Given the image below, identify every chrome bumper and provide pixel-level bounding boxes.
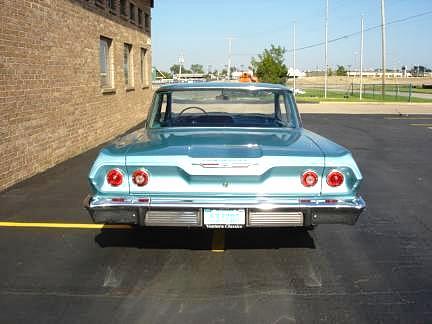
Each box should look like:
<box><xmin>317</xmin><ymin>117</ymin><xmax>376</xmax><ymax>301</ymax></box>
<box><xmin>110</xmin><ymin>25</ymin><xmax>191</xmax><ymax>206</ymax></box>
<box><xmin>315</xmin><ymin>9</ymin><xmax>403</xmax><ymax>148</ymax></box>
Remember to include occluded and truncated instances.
<box><xmin>83</xmin><ymin>195</ymin><xmax>366</xmax><ymax>227</ymax></box>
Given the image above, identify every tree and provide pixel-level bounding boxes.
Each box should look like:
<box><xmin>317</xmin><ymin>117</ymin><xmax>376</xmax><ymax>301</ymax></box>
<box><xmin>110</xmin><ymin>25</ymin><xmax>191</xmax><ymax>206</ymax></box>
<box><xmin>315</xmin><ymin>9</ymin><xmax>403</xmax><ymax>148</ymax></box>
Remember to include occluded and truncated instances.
<box><xmin>190</xmin><ymin>64</ymin><xmax>204</xmax><ymax>74</ymax></box>
<box><xmin>170</xmin><ymin>64</ymin><xmax>191</xmax><ymax>75</ymax></box>
<box><xmin>251</xmin><ymin>45</ymin><xmax>288</xmax><ymax>84</ymax></box>
<box><xmin>336</xmin><ymin>65</ymin><xmax>347</xmax><ymax>76</ymax></box>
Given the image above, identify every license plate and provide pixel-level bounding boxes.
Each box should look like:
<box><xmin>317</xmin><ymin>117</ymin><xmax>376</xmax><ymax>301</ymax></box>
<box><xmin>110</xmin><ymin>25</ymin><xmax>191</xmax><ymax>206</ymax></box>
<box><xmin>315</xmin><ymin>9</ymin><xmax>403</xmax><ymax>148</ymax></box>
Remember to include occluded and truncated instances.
<box><xmin>203</xmin><ymin>209</ymin><xmax>246</xmax><ymax>228</ymax></box>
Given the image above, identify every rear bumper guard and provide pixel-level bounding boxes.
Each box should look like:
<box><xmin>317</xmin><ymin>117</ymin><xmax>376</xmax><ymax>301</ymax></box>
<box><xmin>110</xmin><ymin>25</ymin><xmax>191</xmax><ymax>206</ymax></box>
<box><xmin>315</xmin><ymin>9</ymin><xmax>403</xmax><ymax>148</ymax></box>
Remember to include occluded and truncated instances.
<box><xmin>83</xmin><ymin>195</ymin><xmax>366</xmax><ymax>227</ymax></box>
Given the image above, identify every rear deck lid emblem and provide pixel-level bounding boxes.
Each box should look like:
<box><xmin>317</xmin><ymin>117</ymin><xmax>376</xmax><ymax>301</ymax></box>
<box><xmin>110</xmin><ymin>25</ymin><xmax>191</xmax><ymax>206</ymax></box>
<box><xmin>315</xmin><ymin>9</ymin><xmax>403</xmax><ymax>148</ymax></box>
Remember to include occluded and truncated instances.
<box><xmin>193</xmin><ymin>161</ymin><xmax>257</xmax><ymax>168</ymax></box>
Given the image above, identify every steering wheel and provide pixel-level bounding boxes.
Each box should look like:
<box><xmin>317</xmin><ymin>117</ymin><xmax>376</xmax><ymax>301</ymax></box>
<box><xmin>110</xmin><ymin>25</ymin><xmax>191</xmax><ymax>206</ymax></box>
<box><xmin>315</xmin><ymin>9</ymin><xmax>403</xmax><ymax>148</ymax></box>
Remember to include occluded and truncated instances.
<box><xmin>176</xmin><ymin>106</ymin><xmax>208</xmax><ymax>116</ymax></box>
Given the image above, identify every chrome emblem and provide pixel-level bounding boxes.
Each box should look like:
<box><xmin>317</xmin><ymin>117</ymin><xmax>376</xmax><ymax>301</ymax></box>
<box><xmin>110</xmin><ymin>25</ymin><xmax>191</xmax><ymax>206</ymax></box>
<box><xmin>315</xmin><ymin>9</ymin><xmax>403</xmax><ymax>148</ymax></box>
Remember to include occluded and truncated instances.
<box><xmin>193</xmin><ymin>161</ymin><xmax>257</xmax><ymax>168</ymax></box>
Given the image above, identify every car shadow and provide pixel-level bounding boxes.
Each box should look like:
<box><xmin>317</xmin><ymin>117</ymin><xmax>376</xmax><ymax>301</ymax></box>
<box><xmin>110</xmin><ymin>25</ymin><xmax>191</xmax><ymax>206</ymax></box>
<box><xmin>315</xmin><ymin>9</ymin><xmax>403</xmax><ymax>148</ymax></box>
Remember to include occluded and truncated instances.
<box><xmin>94</xmin><ymin>227</ymin><xmax>315</xmax><ymax>250</ymax></box>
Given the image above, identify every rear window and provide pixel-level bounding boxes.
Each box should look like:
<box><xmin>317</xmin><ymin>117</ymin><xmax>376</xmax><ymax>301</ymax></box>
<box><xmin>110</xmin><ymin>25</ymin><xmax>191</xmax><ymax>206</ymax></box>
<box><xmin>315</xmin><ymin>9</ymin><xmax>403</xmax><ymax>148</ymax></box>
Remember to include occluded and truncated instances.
<box><xmin>148</xmin><ymin>89</ymin><xmax>297</xmax><ymax>128</ymax></box>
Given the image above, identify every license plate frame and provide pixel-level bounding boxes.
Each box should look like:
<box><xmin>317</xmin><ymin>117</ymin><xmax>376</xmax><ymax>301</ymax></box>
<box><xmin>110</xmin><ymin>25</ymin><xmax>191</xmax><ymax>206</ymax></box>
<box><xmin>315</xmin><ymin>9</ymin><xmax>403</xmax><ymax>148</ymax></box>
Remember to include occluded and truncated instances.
<box><xmin>203</xmin><ymin>208</ymin><xmax>246</xmax><ymax>229</ymax></box>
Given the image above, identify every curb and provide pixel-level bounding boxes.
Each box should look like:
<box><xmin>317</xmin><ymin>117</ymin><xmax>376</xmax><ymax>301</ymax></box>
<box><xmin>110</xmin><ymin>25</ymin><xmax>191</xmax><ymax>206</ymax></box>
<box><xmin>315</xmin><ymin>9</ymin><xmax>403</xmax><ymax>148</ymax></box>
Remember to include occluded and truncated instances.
<box><xmin>316</xmin><ymin>101</ymin><xmax>432</xmax><ymax>106</ymax></box>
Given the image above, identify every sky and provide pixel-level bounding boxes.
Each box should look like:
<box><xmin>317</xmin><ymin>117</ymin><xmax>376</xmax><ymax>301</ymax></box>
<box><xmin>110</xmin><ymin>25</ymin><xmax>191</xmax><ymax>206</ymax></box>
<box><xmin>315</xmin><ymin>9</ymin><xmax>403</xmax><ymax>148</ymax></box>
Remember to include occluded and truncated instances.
<box><xmin>151</xmin><ymin>0</ymin><xmax>432</xmax><ymax>72</ymax></box>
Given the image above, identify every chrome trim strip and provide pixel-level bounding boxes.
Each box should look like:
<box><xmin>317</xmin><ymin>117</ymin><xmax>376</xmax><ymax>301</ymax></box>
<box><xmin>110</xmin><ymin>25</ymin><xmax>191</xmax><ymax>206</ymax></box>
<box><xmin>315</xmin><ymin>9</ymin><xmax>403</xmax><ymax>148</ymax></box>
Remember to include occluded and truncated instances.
<box><xmin>192</xmin><ymin>162</ymin><xmax>258</xmax><ymax>169</ymax></box>
<box><xmin>84</xmin><ymin>195</ymin><xmax>150</xmax><ymax>209</ymax></box>
<box><xmin>84</xmin><ymin>194</ymin><xmax>366</xmax><ymax>211</ymax></box>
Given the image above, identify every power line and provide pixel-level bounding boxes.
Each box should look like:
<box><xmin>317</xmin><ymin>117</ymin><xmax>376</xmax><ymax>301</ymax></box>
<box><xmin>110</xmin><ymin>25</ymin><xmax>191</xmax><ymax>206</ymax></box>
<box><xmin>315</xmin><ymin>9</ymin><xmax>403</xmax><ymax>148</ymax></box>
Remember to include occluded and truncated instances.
<box><xmin>286</xmin><ymin>9</ymin><xmax>432</xmax><ymax>53</ymax></box>
<box><xmin>231</xmin><ymin>10</ymin><xmax>432</xmax><ymax>57</ymax></box>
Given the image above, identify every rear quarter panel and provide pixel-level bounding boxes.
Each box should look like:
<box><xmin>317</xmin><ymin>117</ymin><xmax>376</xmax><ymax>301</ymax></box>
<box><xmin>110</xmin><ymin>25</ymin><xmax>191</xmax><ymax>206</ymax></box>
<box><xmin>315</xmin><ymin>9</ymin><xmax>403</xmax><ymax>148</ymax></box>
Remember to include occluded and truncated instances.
<box><xmin>304</xmin><ymin>129</ymin><xmax>363</xmax><ymax>196</ymax></box>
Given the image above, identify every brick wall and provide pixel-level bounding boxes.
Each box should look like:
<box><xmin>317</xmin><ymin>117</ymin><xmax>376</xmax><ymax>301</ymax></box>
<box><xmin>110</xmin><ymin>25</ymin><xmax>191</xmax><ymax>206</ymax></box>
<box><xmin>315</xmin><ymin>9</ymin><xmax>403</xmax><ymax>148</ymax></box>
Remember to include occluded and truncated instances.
<box><xmin>0</xmin><ymin>0</ymin><xmax>154</xmax><ymax>191</ymax></box>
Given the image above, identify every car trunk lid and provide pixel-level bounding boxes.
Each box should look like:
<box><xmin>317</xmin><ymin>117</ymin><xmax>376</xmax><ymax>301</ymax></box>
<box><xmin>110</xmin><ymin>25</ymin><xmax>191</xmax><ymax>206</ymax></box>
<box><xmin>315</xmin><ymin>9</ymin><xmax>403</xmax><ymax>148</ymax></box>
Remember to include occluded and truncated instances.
<box><xmin>126</xmin><ymin>128</ymin><xmax>324</xmax><ymax>196</ymax></box>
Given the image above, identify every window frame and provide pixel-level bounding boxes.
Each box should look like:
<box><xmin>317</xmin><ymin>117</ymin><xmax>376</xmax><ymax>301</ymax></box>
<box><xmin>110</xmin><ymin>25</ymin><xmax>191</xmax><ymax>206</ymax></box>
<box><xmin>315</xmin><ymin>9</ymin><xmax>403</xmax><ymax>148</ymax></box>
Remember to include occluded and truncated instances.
<box><xmin>99</xmin><ymin>36</ymin><xmax>114</xmax><ymax>90</ymax></box>
<box><xmin>107</xmin><ymin>0</ymin><xmax>116</xmax><ymax>13</ymax></box>
<box><xmin>147</xmin><ymin>89</ymin><xmax>300</xmax><ymax>129</ymax></box>
<box><xmin>123</xmin><ymin>43</ymin><xmax>134</xmax><ymax>88</ymax></box>
<box><xmin>140</xmin><ymin>47</ymin><xmax>149</xmax><ymax>88</ymax></box>
<box><xmin>120</xmin><ymin>0</ymin><xmax>127</xmax><ymax>17</ymax></box>
<box><xmin>138</xmin><ymin>8</ymin><xmax>143</xmax><ymax>27</ymax></box>
<box><xmin>144</xmin><ymin>12</ymin><xmax>150</xmax><ymax>32</ymax></box>
<box><xmin>129</xmin><ymin>2</ymin><xmax>136</xmax><ymax>23</ymax></box>
<box><xmin>94</xmin><ymin>0</ymin><xmax>105</xmax><ymax>9</ymax></box>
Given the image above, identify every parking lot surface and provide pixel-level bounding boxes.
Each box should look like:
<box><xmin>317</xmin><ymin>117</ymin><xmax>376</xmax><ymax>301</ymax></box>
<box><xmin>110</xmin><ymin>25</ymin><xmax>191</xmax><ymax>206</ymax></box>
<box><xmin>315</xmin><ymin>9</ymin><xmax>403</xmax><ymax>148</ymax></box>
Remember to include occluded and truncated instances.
<box><xmin>1</xmin><ymin>114</ymin><xmax>432</xmax><ymax>323</ymax></box>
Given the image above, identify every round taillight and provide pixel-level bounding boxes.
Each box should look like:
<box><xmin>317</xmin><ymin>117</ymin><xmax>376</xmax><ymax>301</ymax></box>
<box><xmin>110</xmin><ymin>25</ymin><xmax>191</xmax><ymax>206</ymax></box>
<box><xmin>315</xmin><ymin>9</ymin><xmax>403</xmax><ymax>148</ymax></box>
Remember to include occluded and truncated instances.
<box><xmin>301</xmin><ymin>170</ymin><xmax>319</xmax><ymax>187</ymax></box>
<box><xmin>327</xmin><ymin>170</ymin><xmax>344</xmax><ymax>187</ymax></box>
<box><xmin>132</xmin><ymin>169</ymin><xmax>149</xmax><ymax>187</ymax></box>
<box><xmin>107</xmin><ymin>169</ymin><xmax>123</xmax><ymax>187</ymax></box>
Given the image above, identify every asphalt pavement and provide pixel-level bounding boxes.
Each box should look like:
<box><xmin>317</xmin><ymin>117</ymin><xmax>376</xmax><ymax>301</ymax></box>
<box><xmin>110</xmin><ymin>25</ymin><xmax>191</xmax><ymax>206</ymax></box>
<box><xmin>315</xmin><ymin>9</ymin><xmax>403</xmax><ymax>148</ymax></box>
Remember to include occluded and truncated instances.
<box><xmin>1</xmin><ymin>114</ymin><xmax>432</xmax><ymax>323</ymax></box>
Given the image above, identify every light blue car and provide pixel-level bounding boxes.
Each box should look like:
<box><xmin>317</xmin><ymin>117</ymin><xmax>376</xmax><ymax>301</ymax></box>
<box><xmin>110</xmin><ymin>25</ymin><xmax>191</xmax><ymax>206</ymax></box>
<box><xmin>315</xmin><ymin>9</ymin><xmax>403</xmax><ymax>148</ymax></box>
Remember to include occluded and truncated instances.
<box><xmin>84</xmin><ymin>82</ymin><xmax>365</xmax><ymax>228</ymax></box>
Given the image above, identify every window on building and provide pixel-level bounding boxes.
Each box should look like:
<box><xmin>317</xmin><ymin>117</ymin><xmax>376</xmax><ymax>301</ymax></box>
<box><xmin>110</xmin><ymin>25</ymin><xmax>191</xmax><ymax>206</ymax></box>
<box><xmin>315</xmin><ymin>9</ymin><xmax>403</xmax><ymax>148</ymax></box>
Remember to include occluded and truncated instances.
<box><xmin>95</xmin><ymin>0</ymin><xmax>104</xmax><ymax>8</ymax></box>
<box><xmin>140</xmin><ymin>48</ymin><xmax>148</xmax><ymax>87</ymax></box>
<box><xmin>100</xmin><ymin>36</ymin><xmax>113</xmax><ymax>88</ymax></box>
<box><xmin>138</xmin><ymin>8</ymin><xmax>143</xmax><ymax>27</ymax></box>
<box><xmin>120</xmin><ymin>0</ymin><xmax>127</xmax><ymax>16</ymax></box>
<box><xmin>124</xmin><ymin>43</ymin><xmax>133</xmax><ymax>87</ymax></box>
<box><xmin>107</xmin><ymin>0</ymin><xmax>115</xmax><ymax>12</ymax></box>
<box><xmin>129</xmin><ymin>3</ymin><xmax>136</xmax><ymax>22</ymax></box>
<box><xmin>144</xmin><ymin>12</ymin><xmax>150</xmax><ymax>31</ymax></box>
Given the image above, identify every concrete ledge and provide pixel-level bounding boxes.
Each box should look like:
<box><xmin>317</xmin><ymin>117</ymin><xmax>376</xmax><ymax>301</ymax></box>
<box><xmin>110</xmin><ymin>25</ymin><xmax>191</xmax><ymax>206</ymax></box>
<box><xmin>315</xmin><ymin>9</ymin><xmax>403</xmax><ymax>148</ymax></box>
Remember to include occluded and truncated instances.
<box><xmin>298</xmin><ymin>103</ymin><xmax>432</xmax><ymax>114</ymax></box>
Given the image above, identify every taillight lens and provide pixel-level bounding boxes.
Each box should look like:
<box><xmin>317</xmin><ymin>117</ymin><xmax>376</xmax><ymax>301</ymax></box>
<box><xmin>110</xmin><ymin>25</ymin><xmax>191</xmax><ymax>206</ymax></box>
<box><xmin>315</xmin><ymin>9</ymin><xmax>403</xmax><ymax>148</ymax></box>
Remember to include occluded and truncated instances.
<box><xmin>326</xmin><ymin>170</ymin><xmax>344</xmax><ymax>187</ymax></box>
<box><xmin>301</xmin><ymin>170</ymin><xmax>319</xmax><ymax>187</ymax></box>
<box><xmin>107</xmin><ymin>169</ymin><xmax>123</xmax><ymax>187</ymax></box>
<box><xmin>132</xmin><ymin>169</ymin><xmax>149</xmax><ymax>187</ymax></box>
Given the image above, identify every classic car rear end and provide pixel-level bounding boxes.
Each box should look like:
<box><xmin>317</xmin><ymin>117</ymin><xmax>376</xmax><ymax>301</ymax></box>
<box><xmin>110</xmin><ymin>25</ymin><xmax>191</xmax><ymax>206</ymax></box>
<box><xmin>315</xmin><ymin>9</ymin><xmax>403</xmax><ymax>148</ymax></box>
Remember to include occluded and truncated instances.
<box><xmin>84</xmin><ymin>83</ymin><xmax>365</xmax><ymax>228</ymax></box>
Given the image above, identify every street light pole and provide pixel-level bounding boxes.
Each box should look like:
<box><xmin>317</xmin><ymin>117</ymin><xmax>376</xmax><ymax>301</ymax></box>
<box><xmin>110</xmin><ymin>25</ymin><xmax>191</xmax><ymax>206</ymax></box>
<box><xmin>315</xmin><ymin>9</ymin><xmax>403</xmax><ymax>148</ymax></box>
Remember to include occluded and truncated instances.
<box><xmin>227</xmin><ymin>37</ymin><xmax>234</xmax><ymax>80</ymax></box>
<box><xmin>360</xmin><ymin>15</ymin><xmax>364</xmax><ymax>100</ymax></box>
<box><xmin>178</xmin><ymin>54</ymin><xmax>184</xmax><ymax>80</ymax></box>
<box><xmin>324</xmin><ymin>0</ymin><xmax>329</xmax><ymax>98</ymax></box>
<box><xmin>293</xmin><ymin>21</ymin><xmax>296</xmax><ymax>96</ymax></box>
<box><xmin>381</xmin><ymin>0</ymin><xmax>386</xmax><ymax>97</ymax></box>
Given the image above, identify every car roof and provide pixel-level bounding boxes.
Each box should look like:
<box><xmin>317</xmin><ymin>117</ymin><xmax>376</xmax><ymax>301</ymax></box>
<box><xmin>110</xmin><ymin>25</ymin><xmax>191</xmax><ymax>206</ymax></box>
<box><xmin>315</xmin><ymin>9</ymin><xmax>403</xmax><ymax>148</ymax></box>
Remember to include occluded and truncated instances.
<box><xmin>156</xmin><ymin>82</ymin><xmax>291</xmax><ymax>92</ymax></box>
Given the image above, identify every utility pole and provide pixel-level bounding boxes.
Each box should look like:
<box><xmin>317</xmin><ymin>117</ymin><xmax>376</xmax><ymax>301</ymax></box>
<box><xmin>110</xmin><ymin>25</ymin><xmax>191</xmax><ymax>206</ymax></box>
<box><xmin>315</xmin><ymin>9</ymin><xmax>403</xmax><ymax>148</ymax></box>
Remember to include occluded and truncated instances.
<box><xmin>293</xmin><ymin>21</ymin><xmax>296</xmax><ymax>96</ymax></box>
<box><xmin>381</xmin><ymin>0</ymin><xmax>386</xmax><ymax>97</ymax></box>
<box><xmin>227</xmin><ymin>37</ymin><xmax>234</xmax><ymax>80</ymax></box>
<box><xmin>360</xmin><ymin>15</ymin><xmax>364</xmax><ymax>100</ymax></box>
<box><xmin>324</xmin><ymin>0</ymin><xmax>329</xmax><ymax>98</ymax></box>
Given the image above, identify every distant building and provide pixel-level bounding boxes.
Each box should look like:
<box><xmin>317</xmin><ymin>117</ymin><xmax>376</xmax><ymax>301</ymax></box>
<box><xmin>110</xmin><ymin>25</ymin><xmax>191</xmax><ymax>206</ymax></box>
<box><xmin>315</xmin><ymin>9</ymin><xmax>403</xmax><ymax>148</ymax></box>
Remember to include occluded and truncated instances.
<box><xmin>347</xmin><ymin>71</ymin><xmax>405</xmax><ymax>78</ymax></box>
<box><xmin>411</xmin><ymin>66</ymin><xmax>432</xmax><ymax>77</ymax></box>
<box><xmin>1</xmin><ymin>0</ymin><xmax>154</xmax><ymax>191</ymax></box>
<box><xmin>231</xmin><ymin>71</ymin><xmax>243</xmax><ymax>79</ymax></box>
<box><xmin>288</xmin><ymin>68</ymin><xmax>306</xmax><ymax>78</ymax></box>
<box><xmin>174</xmin><ymin>73</ymin><xmax>207</xmax><ymax>82</ymax></box>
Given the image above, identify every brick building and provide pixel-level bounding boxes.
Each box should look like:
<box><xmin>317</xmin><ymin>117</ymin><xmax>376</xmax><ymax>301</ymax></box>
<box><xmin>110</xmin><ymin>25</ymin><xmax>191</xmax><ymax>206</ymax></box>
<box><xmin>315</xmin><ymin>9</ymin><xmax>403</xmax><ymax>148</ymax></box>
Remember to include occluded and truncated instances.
<box><xmin>0</xmin><ymin>0</ymin><xmax>154</xmax><ymax>191</ymax></box>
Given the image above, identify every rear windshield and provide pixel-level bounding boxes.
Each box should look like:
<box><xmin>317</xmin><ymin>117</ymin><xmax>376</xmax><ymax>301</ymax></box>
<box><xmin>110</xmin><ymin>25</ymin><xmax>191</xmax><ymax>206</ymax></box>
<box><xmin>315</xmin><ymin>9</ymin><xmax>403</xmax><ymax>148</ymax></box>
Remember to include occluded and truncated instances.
<box><xmin>148</xmin><ymin>89</ymin><xmax>298</xmax><ymax>128</ymax></box>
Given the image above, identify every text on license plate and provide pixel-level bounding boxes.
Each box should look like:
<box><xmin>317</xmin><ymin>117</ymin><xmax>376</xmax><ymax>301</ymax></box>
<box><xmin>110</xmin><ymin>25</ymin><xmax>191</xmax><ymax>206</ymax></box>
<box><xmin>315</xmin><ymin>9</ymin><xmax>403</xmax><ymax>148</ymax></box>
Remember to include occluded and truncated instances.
<box><xmin>203</xmin><ymin>209</ymin><xmax>246</xmax><ymax>228</ymax></box>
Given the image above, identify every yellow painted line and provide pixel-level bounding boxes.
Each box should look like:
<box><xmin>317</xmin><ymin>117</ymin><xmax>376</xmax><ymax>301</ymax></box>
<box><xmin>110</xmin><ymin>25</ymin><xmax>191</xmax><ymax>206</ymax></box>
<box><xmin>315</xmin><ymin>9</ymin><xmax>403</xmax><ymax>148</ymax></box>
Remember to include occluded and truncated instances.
<box><xmin>385</xmin><ymin>117</ymin><xmax>432</xmax><ymax>120</ymax></box>
<box><xmin>409</xmin><ymin>123</ymin><xmax>432</xmax><ymax>127</ymax></box>
<box><xmin>211</xmin><ymin>229</ymin><xmax>225</xmax><ymax>252</ymax></box>
<box><xmin>0</xmin><ymin>222</ymin><xmax>132</xmax><ymax>229</ymax></box>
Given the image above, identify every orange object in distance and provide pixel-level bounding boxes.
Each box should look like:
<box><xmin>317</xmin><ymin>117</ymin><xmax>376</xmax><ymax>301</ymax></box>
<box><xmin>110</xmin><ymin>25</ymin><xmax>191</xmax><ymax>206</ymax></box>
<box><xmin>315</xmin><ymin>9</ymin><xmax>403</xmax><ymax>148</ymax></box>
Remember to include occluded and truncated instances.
<box><xmin>239</xmin><ymin>72</ymin><xmax>258</xmax><ymax>83</ymax></box>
